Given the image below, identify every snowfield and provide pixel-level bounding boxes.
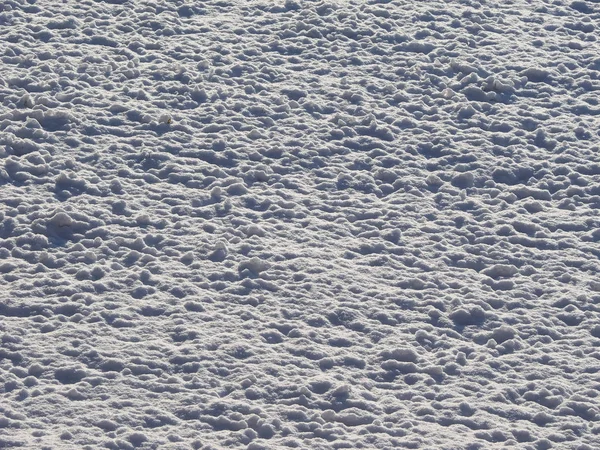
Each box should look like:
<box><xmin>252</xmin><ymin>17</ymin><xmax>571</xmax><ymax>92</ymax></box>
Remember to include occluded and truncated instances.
<box><xmin>1</xmin><ymin>0</ymin><xmax>600</xmax><ymax>448</ymax></box>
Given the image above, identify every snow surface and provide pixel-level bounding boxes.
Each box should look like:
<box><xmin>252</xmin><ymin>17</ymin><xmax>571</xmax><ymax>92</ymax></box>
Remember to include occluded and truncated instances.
<box><xmin>1</xmin><ymin>0</ymin><xmax>600</xmax><ymax>448</ymax></box>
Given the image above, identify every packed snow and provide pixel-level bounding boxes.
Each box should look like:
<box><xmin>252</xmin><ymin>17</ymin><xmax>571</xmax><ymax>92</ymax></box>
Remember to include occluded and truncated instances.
<box><xmin>1</xmin><ymin>0</ymin><xmax>600</xmax><ymax>449</ymax></box>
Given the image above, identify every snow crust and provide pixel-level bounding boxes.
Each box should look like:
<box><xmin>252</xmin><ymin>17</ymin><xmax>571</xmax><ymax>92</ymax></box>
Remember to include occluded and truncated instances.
<box><xmin>1</xmin><ymin>0</ymin><xmax>600</xmax><ymax>449</ymax></box>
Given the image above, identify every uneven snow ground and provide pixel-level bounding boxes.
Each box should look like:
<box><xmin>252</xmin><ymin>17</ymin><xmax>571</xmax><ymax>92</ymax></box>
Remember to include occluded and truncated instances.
<box><xmin>1</xmin><ymin>0</ymin><xmax>600</xmax><ymax>448</ymax></box>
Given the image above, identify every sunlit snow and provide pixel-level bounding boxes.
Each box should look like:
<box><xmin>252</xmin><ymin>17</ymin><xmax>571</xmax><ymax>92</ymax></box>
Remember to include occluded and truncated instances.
<box><xmin>1</xmin><ymin>0</ymin><xmax>600</xmax><ymax>449</ymax></box>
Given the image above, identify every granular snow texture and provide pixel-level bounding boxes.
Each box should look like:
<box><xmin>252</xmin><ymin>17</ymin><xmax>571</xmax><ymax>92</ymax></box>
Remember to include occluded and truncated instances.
<box><xmin>1</xmin><ymin>0</ymin><xmax>600</xmax><ymax>449</ymax></box>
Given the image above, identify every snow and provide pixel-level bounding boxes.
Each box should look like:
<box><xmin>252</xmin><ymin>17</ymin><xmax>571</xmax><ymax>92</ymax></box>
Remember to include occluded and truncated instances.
<box><xmin>1</xmin><ymin>0</ymin><xmax>600</xmax><ymax>449</ymax></box>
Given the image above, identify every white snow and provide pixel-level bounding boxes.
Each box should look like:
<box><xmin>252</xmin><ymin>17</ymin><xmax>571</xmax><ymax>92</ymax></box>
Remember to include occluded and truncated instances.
<box><xmin>1</xmin><ymin>0</ymin><xmax>600</xmax><ymax>449</ymax></box>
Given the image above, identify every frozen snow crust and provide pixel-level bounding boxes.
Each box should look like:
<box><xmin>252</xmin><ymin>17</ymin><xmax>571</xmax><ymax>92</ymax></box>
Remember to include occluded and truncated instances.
<box><xmin>1</xmin><ymin>0</ymin><xmax>600</xmax><ymax>448</ymax></box>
